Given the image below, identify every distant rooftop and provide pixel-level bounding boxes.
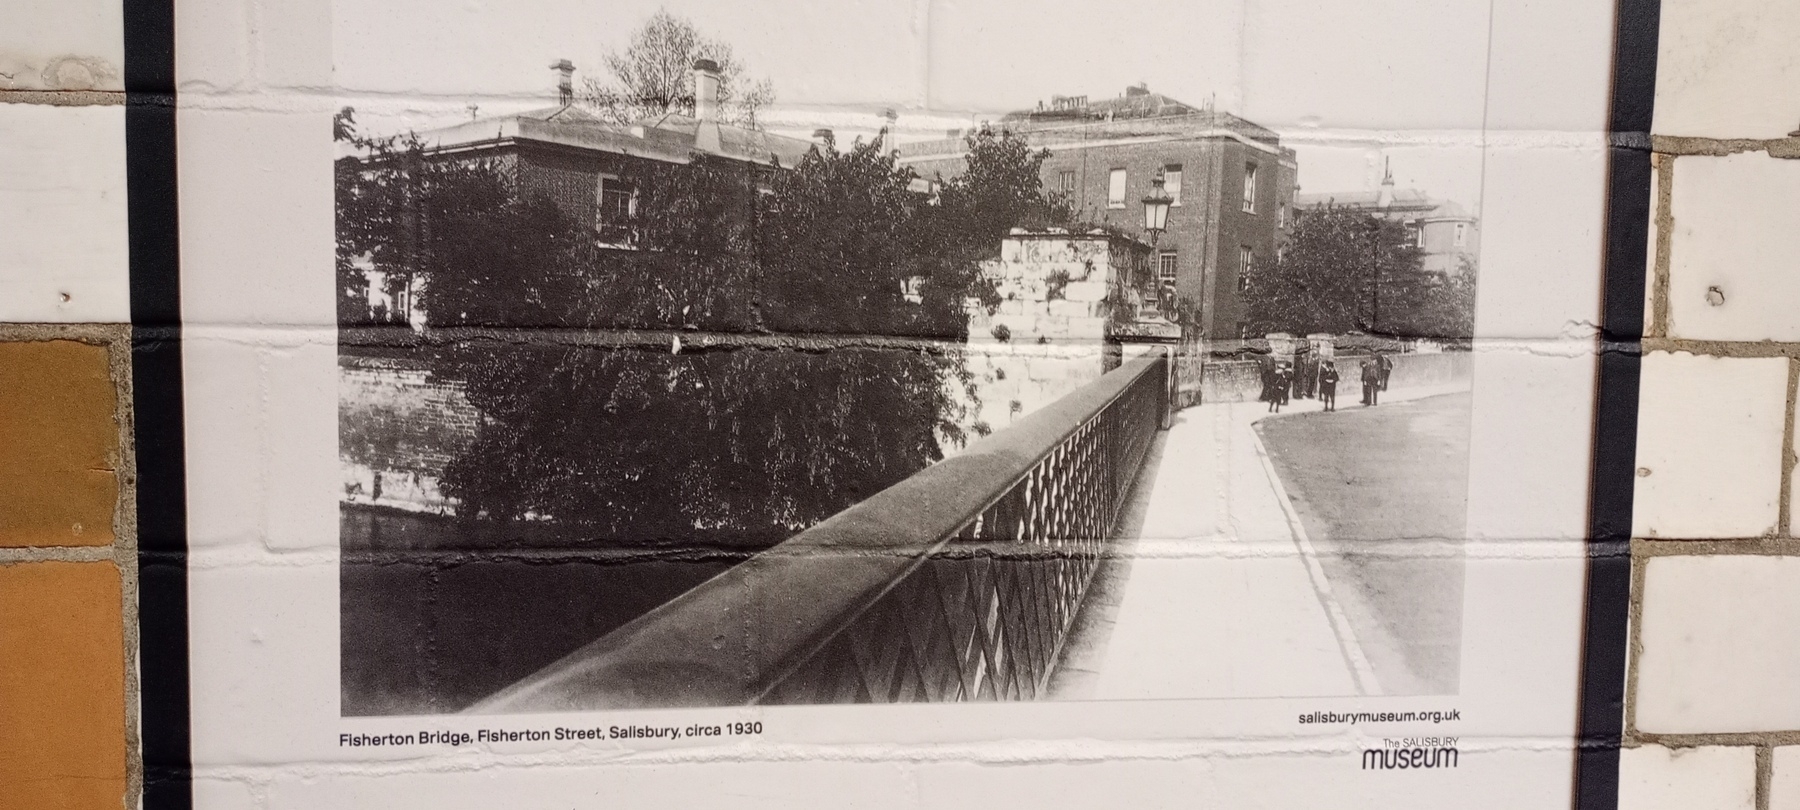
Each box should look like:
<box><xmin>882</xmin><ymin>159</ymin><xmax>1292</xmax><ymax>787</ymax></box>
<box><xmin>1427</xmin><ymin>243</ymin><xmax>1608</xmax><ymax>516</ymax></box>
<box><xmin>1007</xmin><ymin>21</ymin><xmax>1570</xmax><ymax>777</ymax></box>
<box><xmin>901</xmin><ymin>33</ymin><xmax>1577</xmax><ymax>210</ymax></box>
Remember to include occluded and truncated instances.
<box><xmin>895</xmin><ymin>84</ymin><xmax>1285</xmax><ymax>161</ymax></box>
<box><xmin>1002</xmin><ymin>85</ymin><xmax>1203</xmax><ymax>125</ymax></box>
<box><xmin>1294</xmin><ymin>189</ymin><xmax>1473</xmax><ymax>220</ymax></box>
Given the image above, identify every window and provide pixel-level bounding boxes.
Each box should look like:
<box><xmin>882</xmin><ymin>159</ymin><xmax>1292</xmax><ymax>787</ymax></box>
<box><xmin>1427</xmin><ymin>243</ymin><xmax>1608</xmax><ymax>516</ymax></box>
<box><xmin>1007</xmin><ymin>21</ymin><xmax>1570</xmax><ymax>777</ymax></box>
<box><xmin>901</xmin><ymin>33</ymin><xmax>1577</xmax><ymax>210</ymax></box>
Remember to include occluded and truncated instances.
<box><xmin>1453</xmin><ymin>222</ymin><xmax>1469</xmax><ymax>247</ymax></box>
<box><xmin>1158</xmin><ymin>252</ymin><xmax>1178</xmax><ymax>285</ymax></box>
<box><xmin>1241</xmin><ymin>162</ymin><xmax>1258</xmax><ymax>213</ymax></box>
<box><xmin>598</xmin><ymin>177</ymin><xmax>637</xmax><ymax>244</ymax></box>
<box><xmin>1059</xmin><ymin>170</ymin><xmax>1077</xmax><ymax>194</ymax></box>
<box><xmin>1278</xmin><ymin>201</ymin><xmax>1288</xmax><ymax>229</ymax></box>
<box><xmin>1406</xmin><ymin>222</ymin><xmax>1424</xmax><ymax>248</ymax></box>
<box><xmin>1108</xmin><ymin>168</ymin><xmax>1127</xmax><ymax>208</ymax></box>
<box><xmin>1164</xmin><ymin>164</ymin><xmax>1183</xmax><ymax>206</ymax></box>
<box><xmin>1238</xmin><ymin>245</ymin><xmax>1254</xmax><ymax>291</ymax></box>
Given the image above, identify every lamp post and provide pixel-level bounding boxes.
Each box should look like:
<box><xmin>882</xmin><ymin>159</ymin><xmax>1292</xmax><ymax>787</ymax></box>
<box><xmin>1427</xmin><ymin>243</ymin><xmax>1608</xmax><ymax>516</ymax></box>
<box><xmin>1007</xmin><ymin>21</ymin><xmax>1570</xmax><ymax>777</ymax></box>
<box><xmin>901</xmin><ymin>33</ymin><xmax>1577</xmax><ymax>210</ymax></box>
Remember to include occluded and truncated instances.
<box><xmin>1142</xmin><ymin>172</ymin><xmax>1173</xmax><ymax>316</ymax></box>
<box><xmin>1141</xmin><ymin>174</ymin><xmax>1172</xmax><ymax>246</ymax></box>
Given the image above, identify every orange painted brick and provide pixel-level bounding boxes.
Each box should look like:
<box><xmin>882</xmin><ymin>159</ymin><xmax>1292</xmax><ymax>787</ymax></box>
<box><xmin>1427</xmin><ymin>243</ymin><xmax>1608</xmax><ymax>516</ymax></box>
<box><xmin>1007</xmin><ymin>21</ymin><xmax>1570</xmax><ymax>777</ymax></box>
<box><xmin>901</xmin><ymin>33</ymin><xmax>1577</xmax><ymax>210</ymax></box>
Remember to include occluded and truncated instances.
<box><xmin>0</xmin><ymin>561</ymin><xmax>127</xmax><ymax>810</ymax></box>
<box><xmin>0</xmin><ymin>340</ymin><xmax>119</xmax><ymax>547</ymax></box>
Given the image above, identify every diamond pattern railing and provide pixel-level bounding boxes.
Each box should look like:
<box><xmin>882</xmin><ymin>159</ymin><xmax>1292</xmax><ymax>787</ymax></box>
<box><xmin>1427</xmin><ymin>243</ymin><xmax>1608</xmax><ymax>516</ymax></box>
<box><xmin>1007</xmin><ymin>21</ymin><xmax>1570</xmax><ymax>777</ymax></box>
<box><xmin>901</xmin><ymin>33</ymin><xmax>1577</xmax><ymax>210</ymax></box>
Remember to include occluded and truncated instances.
<box><xmin>757</xmin><ymin>354</ymin><xmax>1165</xmax><ymax>704</ymax></box>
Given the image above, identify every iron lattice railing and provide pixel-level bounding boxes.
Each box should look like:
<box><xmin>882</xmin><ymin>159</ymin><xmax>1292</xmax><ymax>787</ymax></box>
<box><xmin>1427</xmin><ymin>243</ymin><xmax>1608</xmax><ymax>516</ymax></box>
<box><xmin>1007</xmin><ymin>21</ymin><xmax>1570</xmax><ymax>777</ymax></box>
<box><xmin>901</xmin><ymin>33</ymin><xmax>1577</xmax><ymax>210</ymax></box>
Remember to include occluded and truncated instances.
<box><xmin>469</xmin><ymin>352</ymin><xmax>1170</xmax><ymax>713</ymax></box>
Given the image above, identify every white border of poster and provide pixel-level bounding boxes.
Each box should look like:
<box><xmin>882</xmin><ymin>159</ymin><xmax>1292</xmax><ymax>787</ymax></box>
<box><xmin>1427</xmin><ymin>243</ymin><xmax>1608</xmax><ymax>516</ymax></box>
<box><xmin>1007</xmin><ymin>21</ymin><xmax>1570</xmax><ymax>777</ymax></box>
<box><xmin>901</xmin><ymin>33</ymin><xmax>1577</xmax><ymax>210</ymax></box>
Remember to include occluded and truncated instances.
<box><xmin>176</xmin><ymin>0</ymin><xmax>1617</xmax><ymax>805</ymax></box>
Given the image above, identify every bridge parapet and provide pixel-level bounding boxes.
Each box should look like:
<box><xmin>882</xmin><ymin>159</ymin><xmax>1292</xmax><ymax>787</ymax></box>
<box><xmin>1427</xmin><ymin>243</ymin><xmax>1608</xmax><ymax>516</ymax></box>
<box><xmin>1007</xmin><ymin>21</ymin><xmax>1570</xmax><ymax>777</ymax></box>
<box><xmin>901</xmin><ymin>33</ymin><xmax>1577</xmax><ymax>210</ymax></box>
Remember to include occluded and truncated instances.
<box><xmin>469</xmin><ymin>352</ymin><xmax>1170</xmax><ymax>713</ymax></box>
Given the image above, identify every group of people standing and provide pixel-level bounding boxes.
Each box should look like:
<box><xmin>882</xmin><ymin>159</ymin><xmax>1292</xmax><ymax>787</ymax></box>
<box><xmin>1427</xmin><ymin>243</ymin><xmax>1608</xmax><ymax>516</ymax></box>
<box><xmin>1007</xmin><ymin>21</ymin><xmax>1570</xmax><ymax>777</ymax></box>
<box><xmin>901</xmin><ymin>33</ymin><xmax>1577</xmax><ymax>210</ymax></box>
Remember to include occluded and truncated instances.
<box><xmin>1258</xmin><ymin>351</ymin><xmax>1393</xmax><ymax>414</ymax></box>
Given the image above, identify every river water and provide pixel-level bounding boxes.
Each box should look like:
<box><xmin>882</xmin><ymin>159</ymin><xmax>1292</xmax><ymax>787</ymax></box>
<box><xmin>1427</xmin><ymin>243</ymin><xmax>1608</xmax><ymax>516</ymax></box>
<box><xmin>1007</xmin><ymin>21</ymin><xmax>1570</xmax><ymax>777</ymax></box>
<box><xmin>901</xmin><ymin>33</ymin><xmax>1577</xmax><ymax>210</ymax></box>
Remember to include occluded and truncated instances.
<box><xmin>339</xmin><ymin>506</ymin><xmax>740</xmax><ymax>716</ymax></box>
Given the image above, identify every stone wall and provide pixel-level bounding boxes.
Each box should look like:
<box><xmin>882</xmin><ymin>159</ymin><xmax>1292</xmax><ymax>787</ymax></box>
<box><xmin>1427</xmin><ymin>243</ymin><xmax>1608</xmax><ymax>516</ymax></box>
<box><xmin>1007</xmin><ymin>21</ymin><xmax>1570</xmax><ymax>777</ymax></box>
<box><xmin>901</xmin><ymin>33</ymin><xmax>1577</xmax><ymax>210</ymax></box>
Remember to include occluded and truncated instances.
<box><xmin>337</xmin><ymin>354</ymin><xmax>480</xmax><ymax>514</ymax></box>
<box><xmin>954</xmin><ymin>232</ymin><xmax>1134</xmax><ymax>439</ymax></box>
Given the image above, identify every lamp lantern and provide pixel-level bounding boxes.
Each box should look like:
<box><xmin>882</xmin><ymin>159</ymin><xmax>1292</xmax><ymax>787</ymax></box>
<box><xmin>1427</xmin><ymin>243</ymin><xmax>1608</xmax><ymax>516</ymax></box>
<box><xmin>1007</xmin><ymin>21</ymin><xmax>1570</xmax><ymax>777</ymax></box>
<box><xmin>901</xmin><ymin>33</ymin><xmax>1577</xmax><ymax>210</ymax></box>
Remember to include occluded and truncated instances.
<box><xmin>1142</xmin><ymin>170</ymin><xmax>1173</xmax><ymax>245</ymax></box>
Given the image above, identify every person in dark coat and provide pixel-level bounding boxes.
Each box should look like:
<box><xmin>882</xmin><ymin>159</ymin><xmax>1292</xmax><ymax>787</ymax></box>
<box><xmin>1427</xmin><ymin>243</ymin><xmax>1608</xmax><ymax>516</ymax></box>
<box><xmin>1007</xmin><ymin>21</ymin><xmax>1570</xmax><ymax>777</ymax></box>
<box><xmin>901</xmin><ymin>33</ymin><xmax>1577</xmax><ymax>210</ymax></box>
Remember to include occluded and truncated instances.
<box><xmin>1319</xmin><ymin>360</ymin><xmax>1340</xmax><ymax>412</ymax></box>
<box><xmin>1361</xmin><ymin>359</ymin><xmax>1381</xmax><ymax>406</ymax></box>
<box><xmin>1269</xmin><ymin>362</ymin><xmax>1293</xmax><ymax>412</ymax></box>
<box><xmin>1257</xmin><ymin>357</ymin><xmax>1275</xmax><ymax>405</ymax></box>
<box><xmin>1377</xmin><ymin>353</ymin><xmax>1394</xmax><ymax>391</ymax></box>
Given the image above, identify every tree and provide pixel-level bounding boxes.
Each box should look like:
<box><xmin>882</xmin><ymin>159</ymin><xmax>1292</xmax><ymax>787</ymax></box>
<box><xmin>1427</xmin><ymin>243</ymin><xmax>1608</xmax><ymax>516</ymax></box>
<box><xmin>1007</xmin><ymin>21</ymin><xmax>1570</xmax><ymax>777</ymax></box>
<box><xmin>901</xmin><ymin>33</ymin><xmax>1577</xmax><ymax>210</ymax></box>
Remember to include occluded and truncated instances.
<box><xmin>1245</xmin><ymin>206</ymin><xmax>1472</xmax><ymax>339</ymax></box>
<box><xmin>337</xmin><ymin>129</ymin><xmax>1067</xmax><ymax>546</ymax></box>
<box><xmin>583</xmin><ymin>9</ymin><xmax>775</xmax><ymax>128</ymax></box>
<box><xmin>334</xmin><ymin>109</ymin><xmax>596</xmax><ymax>329</ymax></box>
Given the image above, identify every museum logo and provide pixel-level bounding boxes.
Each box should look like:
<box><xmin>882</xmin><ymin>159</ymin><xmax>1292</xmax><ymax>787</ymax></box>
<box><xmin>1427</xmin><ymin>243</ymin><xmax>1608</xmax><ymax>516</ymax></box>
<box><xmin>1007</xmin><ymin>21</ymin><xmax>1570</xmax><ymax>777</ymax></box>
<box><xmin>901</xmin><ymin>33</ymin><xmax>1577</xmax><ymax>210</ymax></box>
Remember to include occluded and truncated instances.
<box><xmin>1362</xmin><ymin>738</ymin><xmax>1459</xmax><ymax>770</ymax></box>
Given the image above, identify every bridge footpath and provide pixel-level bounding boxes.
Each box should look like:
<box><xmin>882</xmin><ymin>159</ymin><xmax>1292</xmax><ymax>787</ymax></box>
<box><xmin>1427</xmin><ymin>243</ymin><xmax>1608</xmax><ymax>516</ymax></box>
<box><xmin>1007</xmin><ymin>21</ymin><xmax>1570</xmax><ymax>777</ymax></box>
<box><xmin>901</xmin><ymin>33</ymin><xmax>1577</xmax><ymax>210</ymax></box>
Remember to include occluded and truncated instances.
<box><xmin>1050</xmin><ymin>380</ymin><xmax>1473</xmax><ymax>701</ymax></box>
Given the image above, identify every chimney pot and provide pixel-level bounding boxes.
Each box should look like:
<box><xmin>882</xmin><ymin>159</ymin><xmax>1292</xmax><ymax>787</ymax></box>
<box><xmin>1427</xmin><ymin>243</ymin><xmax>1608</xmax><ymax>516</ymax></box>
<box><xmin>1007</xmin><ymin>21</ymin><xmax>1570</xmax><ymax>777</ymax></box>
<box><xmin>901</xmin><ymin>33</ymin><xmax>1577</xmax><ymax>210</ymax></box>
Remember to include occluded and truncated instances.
<box><xmin>550</xmin><ymin>59</ymin><xmax>575</xmax><ymax>106</ymax></box>
<box><xmin>692</xmin><ymin>59</ymin><xmax>722</xmax><ymax>121</ymax></box>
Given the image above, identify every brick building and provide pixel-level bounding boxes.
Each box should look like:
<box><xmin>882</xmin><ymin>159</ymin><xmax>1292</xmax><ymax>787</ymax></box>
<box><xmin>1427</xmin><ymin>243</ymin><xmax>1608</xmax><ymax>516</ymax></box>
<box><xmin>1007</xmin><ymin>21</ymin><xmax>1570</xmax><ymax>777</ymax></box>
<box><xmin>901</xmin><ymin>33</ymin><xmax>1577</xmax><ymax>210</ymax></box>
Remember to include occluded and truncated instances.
<box><xmin>1294</xmin><ymin>162</ymin><xmax>1481</xmax><ymax>276</ymax></box>
<box><xmin>339</xmin><ymin>59</ymin><xmax>814</xmax><ymax>326</ymax></box>
<box><xmin>897</xmin><ymin>86</ymin><xmax>1299</xmax><ymax>341</ymax></box>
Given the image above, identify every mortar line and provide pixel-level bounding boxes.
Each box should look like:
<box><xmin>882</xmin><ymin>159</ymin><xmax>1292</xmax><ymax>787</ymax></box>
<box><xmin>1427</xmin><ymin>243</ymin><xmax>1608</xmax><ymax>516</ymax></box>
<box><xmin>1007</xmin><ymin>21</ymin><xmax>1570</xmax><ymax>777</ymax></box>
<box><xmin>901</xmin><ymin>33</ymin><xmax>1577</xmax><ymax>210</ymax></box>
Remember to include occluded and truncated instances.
<box><xmin>1651</xmin><ymin>153</ymin><xmax>1674</xmax><ymax>339</ymax></box>
<box><xmin>1633</xmin><ymin>537</ymin><xmax>1800</xmax><ymax>555</ymax></box>
<box><xmin>1758</xmin><ymin>745</ymin><xmax>1774</xmax><ymax>810</ymax></box>
<box><xmin>1650</xmin><ymin>134</ymin><xmax>1800</xmax><ymax>159</ymax></box>
<box><xmin>1634</xmin><ymin>731</ymin><xmax>1800</xmax><ymax>747</ymax></box>
<box><xmin>106</xmin><ymin>330</ymin><xmax>143</xmax><ymax>810</ymax></box>
<box><xmin>1643</xmin><ymin>338</ymin><xmax>1800</xmax><ymax>359</ymax></box>
<box><xmin>1782</xmin><ymin>357</ymin><xmax>1798</xmax><ymax>536</ymax></box>
<box><xmin>1624</xmin><ymin>548</ymin><xmax>1647</xmax><ymax>739</ymax></box>
<box><xmin>0</xmin><ymin>546</ymin><xmax>118</xmax><ymax>563</ymax></box>
<box><xmin>0</xmin><ymin>89</ymin><xmax>126</xmax><ymax>107</ymax></box>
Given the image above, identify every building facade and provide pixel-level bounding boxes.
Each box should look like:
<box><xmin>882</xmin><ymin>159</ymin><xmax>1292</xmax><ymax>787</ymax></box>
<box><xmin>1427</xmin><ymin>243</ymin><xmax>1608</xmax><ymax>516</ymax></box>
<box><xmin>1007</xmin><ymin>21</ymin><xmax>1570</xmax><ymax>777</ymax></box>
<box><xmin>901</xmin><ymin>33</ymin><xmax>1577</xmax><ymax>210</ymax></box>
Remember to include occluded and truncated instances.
<box><xmin>337</xmin><ymin>59</ymin><xmax>814</xmax><ymax>327</ymax></box>
<box><xmin>898</xmin><ymin>86</ymin><xmax>1299</xmax><ymax>341</ymax></box>
<box><xmin>1294</xmin><ymin>164</ymin><xmax>1481</xmax><ymax>276</ymax></box>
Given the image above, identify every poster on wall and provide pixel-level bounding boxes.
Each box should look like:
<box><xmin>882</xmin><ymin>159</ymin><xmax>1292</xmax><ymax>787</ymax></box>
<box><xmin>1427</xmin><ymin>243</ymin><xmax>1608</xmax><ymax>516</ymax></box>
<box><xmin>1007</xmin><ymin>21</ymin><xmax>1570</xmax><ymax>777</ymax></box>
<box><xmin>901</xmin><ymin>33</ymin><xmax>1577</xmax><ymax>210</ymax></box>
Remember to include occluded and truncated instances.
<box><xmin>176</xmin><ymin>0</ymin><xmax>1634</xmax><ymax>804</ymax></box>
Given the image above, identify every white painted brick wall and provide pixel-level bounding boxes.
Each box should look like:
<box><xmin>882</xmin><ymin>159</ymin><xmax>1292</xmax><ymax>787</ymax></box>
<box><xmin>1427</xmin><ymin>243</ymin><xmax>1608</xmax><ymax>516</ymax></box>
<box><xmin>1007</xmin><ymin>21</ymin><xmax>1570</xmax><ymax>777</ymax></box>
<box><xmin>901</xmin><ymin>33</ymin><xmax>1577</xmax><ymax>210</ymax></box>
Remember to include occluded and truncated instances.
<box><xmin>1632</xmin><ymin>352</ymin><xmax>1788</xmax><ymax>539</ymax></box>
<box><xmin>0</xmin><ymin>102</ymin><xmax>129</xmax><ymax>322</ymax></box>
<box><xmin>0</xmin><ymin>0</ymin><xmax>125</xmax><ymax>92</ymax></box>
<box><xmin>1653</xmin><ymin>0</ymin><xmax>1800</xmax><ymax>139</ymax></box>
<box><xmin>1772</xmin><ymin>746</ymin><xmax>1800</xmax><ymax>810</ymax></box>
<box><xmin>1636</xmin><ymin>556</ymin><xmax>1800</xmax><ymax>732</ymax></box>
<box><xmin>1667</xmin><ymin>154</ymin><xmax>1800</xmax><ymax>342</ymax></box>
<box><xmin>1619</xmin><ymin>745</ymin><xmax>1756</xmax><ymax>810</ymax></box>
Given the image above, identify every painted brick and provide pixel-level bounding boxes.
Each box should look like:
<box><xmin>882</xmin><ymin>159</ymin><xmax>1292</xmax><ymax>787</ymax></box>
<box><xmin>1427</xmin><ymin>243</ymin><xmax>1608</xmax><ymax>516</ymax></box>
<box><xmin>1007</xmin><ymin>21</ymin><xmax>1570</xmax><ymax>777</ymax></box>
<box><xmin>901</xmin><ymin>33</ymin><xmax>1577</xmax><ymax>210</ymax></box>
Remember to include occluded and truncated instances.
<box><xmin>1652</xmin><ymin>0</ymin><xmax>1800</xmax><ymax>139</ymax></box>
<box><xmin>0</xmin><ymin>103</ymin><xmax>129</xmax><ymax>322</ymax></box>
<box><xmin>0</xmin><ymin>0</ymin><xmax>125</xmax><ymax>91</ymax></box>
<box><xmin>1632</xmin><ymin>352</ymin><xmax>1787</xmax><ymax>539</ymax></box>
<box><xmin>1636</xmin><ymin>555</ymin><xmax>1800</xmax><ymax>733</ymax></box>
<box><xmin>1618</xmin><ymin>745</ymin><xmax>1756</xmax><ymax>810</ymax></box>
<box><xmin>0</xmin><ymin>561</ymin><xmax>126</xmax><ymax>810</ymax></box>
<box><xmin>1666</xmin><ymin>153</ymin><xmax>1800</xmax><ymax>341</ymax></box>
<box><xmin>0</xmin><ymin>340</ymin><xmax>118</xmax><ymax>547</ymax></box>
<box><xmin>1772</xmin><ymin>746</ymin><xmax>1800</xmax><ymax>810</ymax></box>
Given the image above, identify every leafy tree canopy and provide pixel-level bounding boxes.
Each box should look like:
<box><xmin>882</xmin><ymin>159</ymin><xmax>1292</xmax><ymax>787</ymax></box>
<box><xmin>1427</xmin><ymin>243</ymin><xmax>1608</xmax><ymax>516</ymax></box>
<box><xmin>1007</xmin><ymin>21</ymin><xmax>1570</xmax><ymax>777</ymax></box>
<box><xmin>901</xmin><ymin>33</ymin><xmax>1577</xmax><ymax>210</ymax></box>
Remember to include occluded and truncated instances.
<box><xmin>336</xmin><ymin>119</ymin><xmax>1064</xmax><ymax>545</ymax></box>
<box><xmin>1244</xmin><ymin>205</ymin><xmax>1474</xmax><ymax>340</ymax></box>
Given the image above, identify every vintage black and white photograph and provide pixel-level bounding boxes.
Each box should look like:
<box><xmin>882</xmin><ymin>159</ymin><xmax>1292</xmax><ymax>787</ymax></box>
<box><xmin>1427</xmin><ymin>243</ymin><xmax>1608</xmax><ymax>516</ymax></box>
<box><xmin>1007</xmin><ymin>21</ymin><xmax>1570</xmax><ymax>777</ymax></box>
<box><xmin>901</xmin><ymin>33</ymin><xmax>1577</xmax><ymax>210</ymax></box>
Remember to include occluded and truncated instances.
<box><xmin>336</xmin><ymin>0</ymin><xmax>1485</xmax><ymax>716</ymax></box>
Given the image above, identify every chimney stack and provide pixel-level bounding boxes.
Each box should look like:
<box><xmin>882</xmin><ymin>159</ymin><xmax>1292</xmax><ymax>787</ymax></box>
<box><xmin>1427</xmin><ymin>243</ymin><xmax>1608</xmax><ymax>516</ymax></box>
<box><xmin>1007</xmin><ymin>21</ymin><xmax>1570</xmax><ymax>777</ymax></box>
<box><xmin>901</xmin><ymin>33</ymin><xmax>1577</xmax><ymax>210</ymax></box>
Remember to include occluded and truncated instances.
<box><xmin>693</xmin><ymin>58</ymin><xmax>722</xmax><ymax>121</ymax></box>
<box><xmin>550</xmin><ymin>59</ymin><xmax>574</xmax><ymax>107</ymax></box>
<box><xmin>1375</xmin><ymin>157</ymin><xmax>1395</xmax><ymax>208</ymax></box>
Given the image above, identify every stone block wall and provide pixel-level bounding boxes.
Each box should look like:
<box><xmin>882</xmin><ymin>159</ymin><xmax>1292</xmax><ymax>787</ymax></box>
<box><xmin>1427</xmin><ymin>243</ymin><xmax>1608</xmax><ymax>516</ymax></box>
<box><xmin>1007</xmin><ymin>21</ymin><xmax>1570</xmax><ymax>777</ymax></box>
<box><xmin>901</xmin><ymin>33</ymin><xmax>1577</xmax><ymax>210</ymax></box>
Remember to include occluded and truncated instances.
<box><xmin>1619</xmin><ymin>0</ymin><xmax>1800</xmax><ymax>805</ymax></box>
<box><xmin>337</xmin><ymin>354</ymin><xmax>480</xmax><ymax>514</ymax></box>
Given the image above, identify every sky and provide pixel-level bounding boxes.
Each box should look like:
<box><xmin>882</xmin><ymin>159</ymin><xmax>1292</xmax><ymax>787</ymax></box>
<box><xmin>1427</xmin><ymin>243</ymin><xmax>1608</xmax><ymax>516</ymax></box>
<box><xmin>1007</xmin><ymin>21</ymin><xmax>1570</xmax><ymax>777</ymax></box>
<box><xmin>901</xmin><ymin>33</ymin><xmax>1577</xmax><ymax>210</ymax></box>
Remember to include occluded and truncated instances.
<box><xmin>337</xmin><ymin>0</ymin><xmax>1495</xmax><ymax>211</ymax></box>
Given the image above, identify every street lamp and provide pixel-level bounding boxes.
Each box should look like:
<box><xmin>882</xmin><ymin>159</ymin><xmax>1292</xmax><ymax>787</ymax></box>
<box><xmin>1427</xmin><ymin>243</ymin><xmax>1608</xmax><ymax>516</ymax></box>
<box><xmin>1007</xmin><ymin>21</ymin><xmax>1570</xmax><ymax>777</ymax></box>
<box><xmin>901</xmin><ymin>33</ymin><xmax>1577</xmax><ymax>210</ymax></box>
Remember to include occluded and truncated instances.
<box><xmin>1142</xmin><ymin>171</ymin><xmax>1173</xmax><ymax>247</ymax></box>
<box><xmin>1141</xmin><ymin>169</ymin><xmax>1175</xmax><ymax>317</ymax></box>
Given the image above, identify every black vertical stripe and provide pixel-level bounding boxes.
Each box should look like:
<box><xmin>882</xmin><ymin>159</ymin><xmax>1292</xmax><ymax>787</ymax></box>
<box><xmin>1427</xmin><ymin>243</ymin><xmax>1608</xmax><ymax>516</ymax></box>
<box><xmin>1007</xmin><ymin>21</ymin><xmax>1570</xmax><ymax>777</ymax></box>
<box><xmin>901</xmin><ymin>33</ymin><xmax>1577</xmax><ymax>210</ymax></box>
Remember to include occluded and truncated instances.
<box><xmin>1577</xmin><ymin>0</ymin><xmax>1660</xmax><ymax>807</ymax></box>
<box><xmin>125</xmin><ymin>0</ymin><xmax>190</xmax><ymax>806</ymax></box>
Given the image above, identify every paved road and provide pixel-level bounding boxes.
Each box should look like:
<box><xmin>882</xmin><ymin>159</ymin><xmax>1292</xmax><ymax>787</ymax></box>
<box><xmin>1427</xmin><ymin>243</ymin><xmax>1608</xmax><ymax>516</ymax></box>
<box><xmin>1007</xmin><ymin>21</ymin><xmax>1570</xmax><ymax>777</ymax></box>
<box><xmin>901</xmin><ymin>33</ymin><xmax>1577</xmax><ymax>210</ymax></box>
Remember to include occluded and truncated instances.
<box><xmin>1253</xmin><ymin>391</ymin><xmax>1471</xmax><ymax>695</ymax></box>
